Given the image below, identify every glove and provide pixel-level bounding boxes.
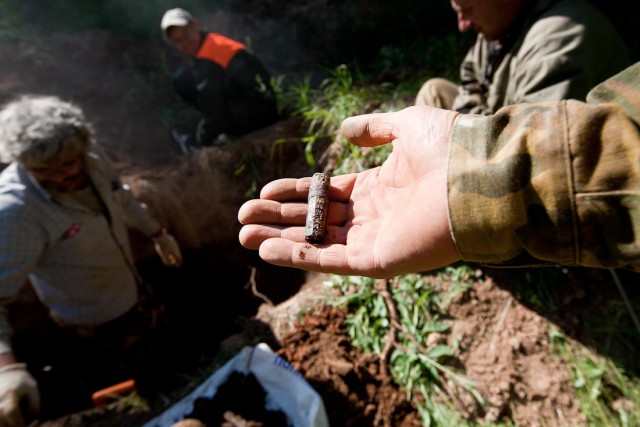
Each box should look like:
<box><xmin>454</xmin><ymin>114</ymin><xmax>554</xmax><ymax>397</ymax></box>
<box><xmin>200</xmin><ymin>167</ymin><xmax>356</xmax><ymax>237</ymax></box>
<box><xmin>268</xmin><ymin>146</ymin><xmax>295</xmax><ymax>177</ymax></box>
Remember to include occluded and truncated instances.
<box><xmin>152</xmin><ymin>229</ymin><xmax>183</xmax><ymax>268</ymax></box>
<box><xmin>0</xmin><ymin>363</ymin><xmax>40</xmax><ymax>427</ymax></box>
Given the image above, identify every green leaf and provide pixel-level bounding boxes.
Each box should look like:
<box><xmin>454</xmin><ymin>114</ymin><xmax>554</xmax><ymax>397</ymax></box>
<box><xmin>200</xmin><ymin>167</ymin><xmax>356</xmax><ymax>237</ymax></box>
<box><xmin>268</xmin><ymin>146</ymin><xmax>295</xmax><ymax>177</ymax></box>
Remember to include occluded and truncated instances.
<box><xmin>427</xmin><ymin>345</ymin><xmax>454</xmax><ymax>360</ymax></box>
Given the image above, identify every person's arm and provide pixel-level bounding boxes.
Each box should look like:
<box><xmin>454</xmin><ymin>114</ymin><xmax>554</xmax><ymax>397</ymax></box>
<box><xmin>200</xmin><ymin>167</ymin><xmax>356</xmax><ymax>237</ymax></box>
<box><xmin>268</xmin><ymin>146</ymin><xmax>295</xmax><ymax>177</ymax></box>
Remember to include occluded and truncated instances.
<box><xmin>0</xmin><ymin>202</ymin><xmax>44</xmax><ymax>357</ymax></box>
<box><xmin>89</xmin><ymin>145</ymin><xmax>183</xmax><ymax>267</ymax></box>
<box><xmin>449</xmin><ymin>101</ymin><xmax>640</xmax><ymax>269</ymax></box>
<box><xmin>87</xmin><ymin>145</ymin><xmax>161</xmax><ymax>235</ymax></box>
<box><xmin>450</xmin><ymin>62</ymin><xmax>640</xmax><ymax>269</ymax></box>
<box><xmin>238</xmin><ymin>62</ymin><xmax>640</xmax><ymax>277</ymax></box>
<box><xmin>0</xmin><ymin>194</ymin><xmax>42</xmax><ymax>424</ymax></box>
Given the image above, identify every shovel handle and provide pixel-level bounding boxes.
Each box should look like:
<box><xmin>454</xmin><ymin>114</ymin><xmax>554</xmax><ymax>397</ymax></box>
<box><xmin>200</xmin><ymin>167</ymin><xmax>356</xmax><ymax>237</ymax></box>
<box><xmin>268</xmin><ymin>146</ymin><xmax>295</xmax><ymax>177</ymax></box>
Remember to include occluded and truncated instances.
<box><xmin>91</xmin><ymin>379</ymin><xmax>136</xmax><ymax>407</ymax></box>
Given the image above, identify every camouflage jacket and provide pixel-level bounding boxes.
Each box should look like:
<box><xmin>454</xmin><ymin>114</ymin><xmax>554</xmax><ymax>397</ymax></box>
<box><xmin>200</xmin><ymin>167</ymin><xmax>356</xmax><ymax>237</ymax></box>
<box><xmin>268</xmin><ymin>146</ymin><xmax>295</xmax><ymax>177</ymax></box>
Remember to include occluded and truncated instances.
<box><xmin>453</xmin><ymin>0</ymin><xmax>629</xmax><ymax>115</ymax></box>
<box><xmin>448</xmin><ymin>61</ymin><xmax>640</xmax><ymax>270</ymax></box>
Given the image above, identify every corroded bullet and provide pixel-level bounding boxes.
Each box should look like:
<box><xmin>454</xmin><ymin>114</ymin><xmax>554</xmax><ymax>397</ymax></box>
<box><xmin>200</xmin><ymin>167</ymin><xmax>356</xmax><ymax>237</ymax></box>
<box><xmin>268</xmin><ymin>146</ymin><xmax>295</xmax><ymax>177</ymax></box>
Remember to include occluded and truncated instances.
<box><xmin>305</xmin><ymin>172</ymin><xmax>330</xmax><ymax>244</ymax></box>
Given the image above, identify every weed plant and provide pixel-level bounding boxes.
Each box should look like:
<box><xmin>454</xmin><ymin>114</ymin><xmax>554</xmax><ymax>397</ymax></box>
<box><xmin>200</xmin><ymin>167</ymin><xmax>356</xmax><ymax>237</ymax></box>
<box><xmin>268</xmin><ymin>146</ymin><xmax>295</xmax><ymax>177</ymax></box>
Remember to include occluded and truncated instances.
<box><xmin>551</xmin><ymin>326</ymin><xmax>640</xmax><ymax>426</ymax></box>
<box><xmin>329</xmin><ymin>265</ymin><xmax>485</xmax><ymax>426</ymax></box>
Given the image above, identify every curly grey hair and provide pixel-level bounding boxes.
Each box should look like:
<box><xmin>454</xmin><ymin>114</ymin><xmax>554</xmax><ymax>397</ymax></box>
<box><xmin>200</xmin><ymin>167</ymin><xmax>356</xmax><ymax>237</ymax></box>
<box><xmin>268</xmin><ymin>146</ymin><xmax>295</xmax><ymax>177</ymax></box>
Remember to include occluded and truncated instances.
<box><xmin>0</xmin><ymin>95</ymin><xmax>93</xmax><ymax>167</ymax></box>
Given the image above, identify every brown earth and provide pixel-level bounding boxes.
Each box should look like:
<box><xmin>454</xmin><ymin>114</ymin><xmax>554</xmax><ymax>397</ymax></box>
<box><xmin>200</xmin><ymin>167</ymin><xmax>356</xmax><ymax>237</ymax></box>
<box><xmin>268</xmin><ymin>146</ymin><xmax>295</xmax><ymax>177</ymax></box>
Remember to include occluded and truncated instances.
<box><xmin>0</xmin><ymin>15</ymin><xmax>638</xmax><ymax>427</ymax></box>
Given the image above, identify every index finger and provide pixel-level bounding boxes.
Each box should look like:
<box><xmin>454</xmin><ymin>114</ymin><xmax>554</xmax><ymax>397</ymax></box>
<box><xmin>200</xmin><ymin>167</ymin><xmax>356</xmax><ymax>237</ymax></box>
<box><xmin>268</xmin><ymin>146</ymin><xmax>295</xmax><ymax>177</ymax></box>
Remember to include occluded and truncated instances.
<box><xmin>260</xmin><ymin>174</ymin><xmax>358</xmax><ymax>203</ymax></box>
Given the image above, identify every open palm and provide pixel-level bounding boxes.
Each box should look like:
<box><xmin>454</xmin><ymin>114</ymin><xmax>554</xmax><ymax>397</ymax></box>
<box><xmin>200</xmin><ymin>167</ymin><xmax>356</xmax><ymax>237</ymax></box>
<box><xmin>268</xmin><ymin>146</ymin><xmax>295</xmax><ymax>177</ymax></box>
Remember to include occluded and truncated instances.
<box><xmin>238</xmin><ymin>106</ymin><xmax>461</xmax><ymax>278</ymax></box>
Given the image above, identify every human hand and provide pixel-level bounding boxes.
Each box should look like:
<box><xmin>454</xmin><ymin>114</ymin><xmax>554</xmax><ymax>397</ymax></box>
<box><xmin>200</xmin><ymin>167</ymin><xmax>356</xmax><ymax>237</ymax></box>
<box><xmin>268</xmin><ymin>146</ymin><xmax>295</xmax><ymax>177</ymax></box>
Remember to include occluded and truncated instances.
<box><xmin>238</xmin><ymin>106</ymin><xmax>461</xmax><ymax>278</ymax></box>
<box><xmin>0</xmin><ymin>363</ymin><xmax>40</xmax><ymax>427</ymax></box>
<box><xmin>152</xmin><ymin>229</ymin><xmax>183</xmax><ymax>268</ymax></box>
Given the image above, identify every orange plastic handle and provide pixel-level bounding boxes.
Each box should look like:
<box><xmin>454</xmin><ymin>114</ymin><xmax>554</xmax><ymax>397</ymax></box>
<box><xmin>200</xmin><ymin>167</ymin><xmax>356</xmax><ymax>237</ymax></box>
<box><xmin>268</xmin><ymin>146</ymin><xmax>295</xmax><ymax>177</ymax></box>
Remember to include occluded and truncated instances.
<box><xmin>91</xmin><ymin>379</ymin><xmax>136</xmax><ymax>407</ymax></box>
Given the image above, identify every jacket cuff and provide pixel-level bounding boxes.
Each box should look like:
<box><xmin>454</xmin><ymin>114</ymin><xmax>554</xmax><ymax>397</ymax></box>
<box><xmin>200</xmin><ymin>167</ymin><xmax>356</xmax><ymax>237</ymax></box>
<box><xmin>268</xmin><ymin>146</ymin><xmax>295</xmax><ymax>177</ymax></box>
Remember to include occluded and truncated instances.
<box><xmin>447</xmin><ymin>105</ymin><xmax>575</xmax><ymax>265</ymax></box>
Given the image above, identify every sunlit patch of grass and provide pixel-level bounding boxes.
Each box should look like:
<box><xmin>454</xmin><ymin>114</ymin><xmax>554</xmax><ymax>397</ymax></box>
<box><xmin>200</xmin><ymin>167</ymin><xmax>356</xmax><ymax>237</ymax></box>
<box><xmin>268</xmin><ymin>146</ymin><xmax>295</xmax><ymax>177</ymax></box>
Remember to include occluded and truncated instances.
<box><xmin>276</xmin><ymin>63</ymin><xmax>418</xmax><ymax>172</ymax></box>
<box><xmin>329</xmin><ymin>265</ymin><xmax>487</xmax><ymax>426</ymax></box>
<box><xmin>550</xmin><ymin>325</ymin><xmax>640</xmax><ymax>426</ymax></box>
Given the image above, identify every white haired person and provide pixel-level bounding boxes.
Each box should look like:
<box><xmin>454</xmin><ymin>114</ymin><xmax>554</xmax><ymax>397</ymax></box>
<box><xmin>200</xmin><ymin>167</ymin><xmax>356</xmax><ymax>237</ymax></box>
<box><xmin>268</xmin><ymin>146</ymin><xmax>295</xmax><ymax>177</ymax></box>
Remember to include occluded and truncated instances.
<box><xmin>0</xmin><ymin>95</ymin><xmax>182</xmax><ymax>425</ymax></box>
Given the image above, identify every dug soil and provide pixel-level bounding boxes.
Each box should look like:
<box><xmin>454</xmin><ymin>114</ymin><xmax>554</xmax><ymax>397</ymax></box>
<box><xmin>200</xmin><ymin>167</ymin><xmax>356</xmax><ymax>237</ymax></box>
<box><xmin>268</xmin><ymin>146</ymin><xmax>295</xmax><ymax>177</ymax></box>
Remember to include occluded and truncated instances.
<box><xmin>0</xmin><ymin>9</ymin><xmax>638</xmax><ymax>427</ymax></box>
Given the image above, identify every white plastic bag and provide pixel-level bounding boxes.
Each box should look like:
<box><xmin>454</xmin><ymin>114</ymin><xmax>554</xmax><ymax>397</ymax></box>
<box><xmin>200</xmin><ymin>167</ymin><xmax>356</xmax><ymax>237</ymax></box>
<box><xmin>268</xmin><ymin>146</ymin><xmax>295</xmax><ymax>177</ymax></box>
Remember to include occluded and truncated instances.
<box><xmin>142</xmin><ymin>343</ymin><xmax>329</xmax><ymax>427</ymax></box>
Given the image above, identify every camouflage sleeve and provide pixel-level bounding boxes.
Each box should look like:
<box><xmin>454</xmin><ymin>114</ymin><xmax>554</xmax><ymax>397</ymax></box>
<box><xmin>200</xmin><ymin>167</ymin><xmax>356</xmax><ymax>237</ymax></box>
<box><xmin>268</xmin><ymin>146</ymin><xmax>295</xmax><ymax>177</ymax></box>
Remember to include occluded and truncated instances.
<box><xmin>447</xmin><ymin>62</ymin><xmax>640</xmax><ymax>270</ymax></box>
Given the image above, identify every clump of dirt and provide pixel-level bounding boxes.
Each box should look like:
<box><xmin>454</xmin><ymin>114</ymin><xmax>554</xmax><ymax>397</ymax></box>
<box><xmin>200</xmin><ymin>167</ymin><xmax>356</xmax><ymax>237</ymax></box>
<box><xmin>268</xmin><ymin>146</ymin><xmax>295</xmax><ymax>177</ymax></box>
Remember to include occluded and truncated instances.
<box><xmin>277</xmin><ymin>305</ymin><xmax>423</xmax><ymax>427</ymax></box>
<box><xmin>268</xmin><ymin>275</ymin><xmax>581</xmax><ymax>427</ymax></box>
<box><xmin>435</xmin><ymin>273</ymin><xmax>584</xmax><ymax>425</ymax></box>
<box><xmin>31</xmin><ymin>266</ymin><xmax>639</xmax><ymax>427</ymax></box>
<box><xmin>182</xmin><ymin>372</ymin><xmax>289</xmax><ymax>426</ymax></box>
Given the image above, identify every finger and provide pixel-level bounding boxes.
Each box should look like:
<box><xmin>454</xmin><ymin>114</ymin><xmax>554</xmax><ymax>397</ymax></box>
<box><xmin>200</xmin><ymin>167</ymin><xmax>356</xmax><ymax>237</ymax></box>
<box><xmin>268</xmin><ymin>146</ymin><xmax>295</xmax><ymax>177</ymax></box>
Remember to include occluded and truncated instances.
<box><xmin>238</xmin><ymin>199</ymin><xmax>307</xmax><ymax>225</ymax></box>
<box><xmin>238</xmin><ymin>199</ymin><xmax>350</xmax><ymax>226</ymax></box>
<box><xmin>260</xmin><ymin>175</ymin><xmax>358</xmax><ymax>203</ymax></box>
<box><xmin>239</xmin><ymin>224</ymin><xmax>347</xmax><ymax>250</ymax></box>
<box><xmin>258</xmin><ymin>239</ymin><xmax>356</xmax><ymax>276</ymax></box>
<box><xmin>340</xmin><ymin>112</ymin><xmax>398</xmax><ymax>148</ymax></box>
<box><xmin>239</xmin><ymin>225</ymin><xmax>304</xmax><ymax>249</ymax></box>
<box><xmin>260</xmin><ymin>178</ymin><xmax>307</xmax><ymax>201</ymax></box>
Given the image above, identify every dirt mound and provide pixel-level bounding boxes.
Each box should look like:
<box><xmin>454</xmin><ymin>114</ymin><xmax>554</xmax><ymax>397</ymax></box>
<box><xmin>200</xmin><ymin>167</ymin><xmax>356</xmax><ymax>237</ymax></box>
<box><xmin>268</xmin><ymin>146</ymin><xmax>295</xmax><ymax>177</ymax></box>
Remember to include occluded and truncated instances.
<box><xmin>260</xmin><ymin>270</ymin><xmax>590</xmax><ymax>427</ymax></box>
<box><xmin>441</xmin><ymin>276</ymin><xmax>583</xmax><ymax>425</ymax></box>
<box><xmin>278</xmin><ymin>305</ymin><xmax>423</xmax><ymax>427</ymax></box>
<box><xmin>126</xmin><ymin>116</ymin><xmax>312</xmax><ymax>255</ymax></box>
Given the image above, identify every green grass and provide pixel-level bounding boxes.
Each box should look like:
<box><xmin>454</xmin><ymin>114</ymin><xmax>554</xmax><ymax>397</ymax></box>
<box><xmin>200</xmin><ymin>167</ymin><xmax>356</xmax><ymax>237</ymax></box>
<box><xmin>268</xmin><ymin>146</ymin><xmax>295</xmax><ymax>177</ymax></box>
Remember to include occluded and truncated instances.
<box><xmin>327</xmin><ymin>265</ymin><xmax>639</xmax><ymax>425</ymax></box>
<box><xmin>329</xmin><ymin>265</ymin><xmax>485</xmax><ymax>426</ymax></box>
<box><xmin>275</xmin><ymin>62</ymin><xmax>419</xmax><ymax>173</ymax></box>
<box><xmin>550</xmin><ymin>326</ymin><xmax>640</xmax><ymax>426</ymax></box>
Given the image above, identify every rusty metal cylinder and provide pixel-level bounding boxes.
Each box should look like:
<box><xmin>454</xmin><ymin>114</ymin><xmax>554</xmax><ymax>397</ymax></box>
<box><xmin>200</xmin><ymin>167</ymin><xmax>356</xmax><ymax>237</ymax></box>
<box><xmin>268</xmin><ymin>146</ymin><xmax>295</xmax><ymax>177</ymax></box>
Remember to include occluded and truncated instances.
<box><xmin>305</xmin><ymin>172</ymin><xmax>330</xmax><ymax>244</ymax></box>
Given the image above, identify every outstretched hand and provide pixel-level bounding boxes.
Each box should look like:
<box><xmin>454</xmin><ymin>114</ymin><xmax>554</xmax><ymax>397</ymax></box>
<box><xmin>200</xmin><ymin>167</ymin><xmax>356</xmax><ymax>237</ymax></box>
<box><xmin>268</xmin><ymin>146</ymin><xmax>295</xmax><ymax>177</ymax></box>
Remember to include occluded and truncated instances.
<box><xmin>238</xmin><ymin>106</ymin><xmax>461</xmax><ymax>278</ymax></box>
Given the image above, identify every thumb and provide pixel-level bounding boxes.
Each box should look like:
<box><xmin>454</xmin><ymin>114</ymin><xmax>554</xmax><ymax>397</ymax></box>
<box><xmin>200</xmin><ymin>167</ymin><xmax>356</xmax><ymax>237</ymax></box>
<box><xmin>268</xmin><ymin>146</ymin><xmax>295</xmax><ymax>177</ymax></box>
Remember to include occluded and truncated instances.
<box><xmin>340</xmin><ymin>112</ymin><xmax>398</xmax><ymax>148</ymax></box>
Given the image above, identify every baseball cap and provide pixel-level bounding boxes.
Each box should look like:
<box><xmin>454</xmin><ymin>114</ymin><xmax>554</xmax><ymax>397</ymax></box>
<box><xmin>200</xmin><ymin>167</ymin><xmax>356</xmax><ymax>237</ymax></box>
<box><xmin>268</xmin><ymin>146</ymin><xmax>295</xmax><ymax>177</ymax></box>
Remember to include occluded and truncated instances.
<box><xmin>161</xmin><ymin>8</ymin><xmax>194</xmax><ymax>37</ymax></box>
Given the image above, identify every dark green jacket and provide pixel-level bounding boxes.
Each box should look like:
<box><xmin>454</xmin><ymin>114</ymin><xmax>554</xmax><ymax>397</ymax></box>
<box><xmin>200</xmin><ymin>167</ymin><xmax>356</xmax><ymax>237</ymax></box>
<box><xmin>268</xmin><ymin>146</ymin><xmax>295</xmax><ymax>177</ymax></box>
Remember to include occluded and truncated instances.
<box><xmin>453</xmin><ymin>0</ymin><xmax>630</xmax><ymax>114</ymax></box>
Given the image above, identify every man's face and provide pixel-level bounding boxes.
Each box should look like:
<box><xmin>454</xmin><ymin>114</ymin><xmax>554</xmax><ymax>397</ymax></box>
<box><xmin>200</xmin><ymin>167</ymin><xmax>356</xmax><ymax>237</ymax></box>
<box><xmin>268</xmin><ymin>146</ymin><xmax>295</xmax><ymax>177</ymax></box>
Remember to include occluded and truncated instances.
<box><xmin>167</xmin><ymin>21</ymin><xmax>201</xmax><ymax>57</ymax></box>
<box><xmin>450</xmin><ymin>0</ymin><xmax>522</xmax><ymax>41</ymax></box>
<box><xmin>26</xmin><ymin>152</ymin><xmax>88</xmax><ymax>193</ymax></box>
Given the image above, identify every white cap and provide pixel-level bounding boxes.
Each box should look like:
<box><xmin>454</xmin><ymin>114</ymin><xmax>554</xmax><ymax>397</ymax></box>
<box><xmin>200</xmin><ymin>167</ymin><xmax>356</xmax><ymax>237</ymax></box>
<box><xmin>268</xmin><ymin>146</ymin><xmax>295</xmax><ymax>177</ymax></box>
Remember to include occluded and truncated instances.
<box><xmin>160</xmin><ymin>8</ymin><xmax>194</xmax><ymax>37</ymax></box>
